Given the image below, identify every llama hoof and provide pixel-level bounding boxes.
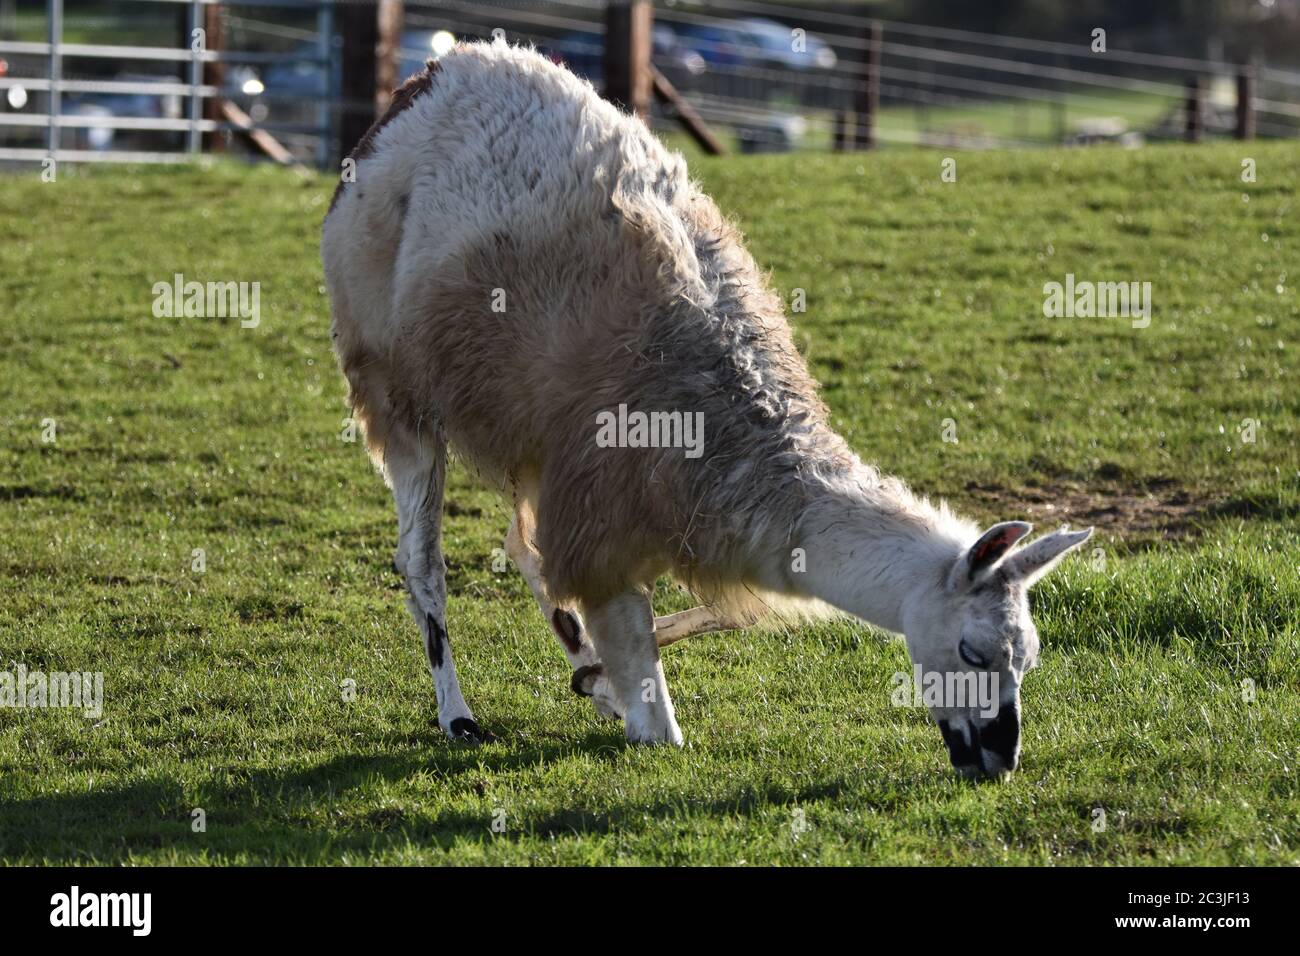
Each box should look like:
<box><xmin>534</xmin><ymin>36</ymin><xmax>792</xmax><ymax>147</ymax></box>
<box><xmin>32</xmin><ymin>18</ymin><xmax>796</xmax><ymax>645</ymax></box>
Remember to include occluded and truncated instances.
<box><xmin>446</xmin><ymin>716</ymin><xmax>491</xmax><ymax>743</ymax></box>
<box><xmin>570</xmin><ymin>664</ymin><xmax>622</xmax><ymax>721</ymax></box>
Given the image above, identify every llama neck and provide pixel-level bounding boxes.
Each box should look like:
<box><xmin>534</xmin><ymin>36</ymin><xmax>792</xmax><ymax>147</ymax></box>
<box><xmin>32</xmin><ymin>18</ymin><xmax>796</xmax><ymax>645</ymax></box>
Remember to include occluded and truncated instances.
<box><xmin>785</xmin><ymin>475</ymin><xmax>969</xmax><ymax>634</ymax></box>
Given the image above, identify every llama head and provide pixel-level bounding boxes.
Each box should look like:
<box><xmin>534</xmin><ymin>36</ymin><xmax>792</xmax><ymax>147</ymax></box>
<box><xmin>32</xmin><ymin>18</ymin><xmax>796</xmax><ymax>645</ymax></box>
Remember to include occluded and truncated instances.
<box><xmin>902</xmin><ymin>521</ymin><xmax>1092</xmax><ymax>780</ymax></box>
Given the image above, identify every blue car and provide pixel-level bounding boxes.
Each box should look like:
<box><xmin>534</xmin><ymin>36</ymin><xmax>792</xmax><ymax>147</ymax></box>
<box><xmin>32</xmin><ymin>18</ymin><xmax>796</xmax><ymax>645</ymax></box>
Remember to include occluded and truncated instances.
<box><xmin>672</xmin><ymin>18</ymin><xmax>838</xmax><ymax>72</ymax></box>
<box><xmin>543</xmin><ymin>26</ymin><xmax>705</xmax><ymax>88</ymax></box>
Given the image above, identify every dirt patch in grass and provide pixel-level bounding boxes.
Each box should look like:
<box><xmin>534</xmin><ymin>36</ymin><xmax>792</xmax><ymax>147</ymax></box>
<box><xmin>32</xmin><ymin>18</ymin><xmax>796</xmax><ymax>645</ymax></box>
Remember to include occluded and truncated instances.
<box><xmin>958</xmin><ymin>478</ymin><xmax>1272</xmax><ymax>545</ymax></box>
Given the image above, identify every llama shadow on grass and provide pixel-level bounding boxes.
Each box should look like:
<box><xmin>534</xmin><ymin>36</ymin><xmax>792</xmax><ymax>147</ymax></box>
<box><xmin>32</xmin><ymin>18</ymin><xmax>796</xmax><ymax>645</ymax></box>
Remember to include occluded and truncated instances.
<box><xmin>0</xmin><ymin>729</ymin><xmax>607</xmax><ymax>863</ymax></box>
<box><xmin>0</xmin><ymin>723</ymin><xmax>865</xmax><ymax>863</ymax></box>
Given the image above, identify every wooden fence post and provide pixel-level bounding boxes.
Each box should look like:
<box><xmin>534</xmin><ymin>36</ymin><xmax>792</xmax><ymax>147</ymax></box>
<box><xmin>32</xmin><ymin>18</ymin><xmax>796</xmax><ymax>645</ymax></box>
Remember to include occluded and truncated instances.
<box><xmin>1051</xmin><ymin>54</ymin><xmax>1066</xmax><ymax>143</ymax></box>
<box><xmin>850</xmin><ymin>18</ymin><xmax>880</xmax><ymax>150</ymax></box>
<box><xmin>201</xmin><ymin>3</ymin><xmax>225</xmax><ymax>153</ymax></box>
<box><xmin>650</xmin><ymin>66</ymin><xmax>724</xmax><ymax>154</ymax></box>
<box><xmin>338</xmin><ymin>0</ymin><xmax>402</xmax><ymax>162</ymax></box>
<box><xmin>1235</xmin><ymin>67</ymin><xmax>1255</xmax><ymax>141</ymax></box>
<box><xmin>375</xmin><ymin>0</ymin><xmax>403</xmax><ymax>110</ymax></box>
<box><xmin>1184</xmin><ymin>75</ymin><xmax>1203</xmax><ymax>143</ymax></box>
<box><xmin>604</xmin><ymin>1</ymin><xmax>652</xmax><ymax>119</ymax></box>
<box><xmin>833</xmin><ymin>111</ymin><xmax>850</xmax><ymax>151</ymax></box>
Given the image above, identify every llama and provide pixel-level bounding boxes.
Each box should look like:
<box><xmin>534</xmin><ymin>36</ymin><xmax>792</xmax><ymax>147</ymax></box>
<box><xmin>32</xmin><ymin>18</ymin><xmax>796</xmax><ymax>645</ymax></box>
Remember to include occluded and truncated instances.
<box><xmin>320</xmin><ymin>41</ymin><xmax>1091</xmax><ymax>779</ymax></box>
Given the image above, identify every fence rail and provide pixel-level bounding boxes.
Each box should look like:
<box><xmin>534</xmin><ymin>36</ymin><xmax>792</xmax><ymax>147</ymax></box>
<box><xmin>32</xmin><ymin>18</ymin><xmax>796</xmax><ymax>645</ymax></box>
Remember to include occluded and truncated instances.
<box><xmin>0</xmin><ymin>0</ymin><xmax>333</xmax><ymax>167</ymax></box>
<box><xmin>1</xmin><ymin>0</ymin><xmax>1296</xmax><ymax>169</ymax></box>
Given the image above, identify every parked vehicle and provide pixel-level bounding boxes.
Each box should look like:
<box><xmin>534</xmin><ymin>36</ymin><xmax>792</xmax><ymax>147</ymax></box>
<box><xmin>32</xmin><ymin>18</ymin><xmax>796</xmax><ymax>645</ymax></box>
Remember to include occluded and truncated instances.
<box><xmin>259</xmin><ymin>30</ymin><xmax>451</xmax><ymax>100</ymax></box>
<box><xmin>50</xmin><ymin>67</ymin><xmax>260</xmax><ymax>152</ymax></box>
<box><xmin>735</xmin><ymin>18</ymin><xmax>837</xmax><ymax>71</ymax></box>
<box><xmin>671</xmin><ymin>22</ymin><xmax>753</xmax><ymax>68</ymax></box>
<box><xmin>673</xmin><ymin>18</ymin><xmax>837</xmax><ymax>72</ymax></box>
<box><xmin>542</xmin><ymin>26</ymin><xmax>705</xmax><ymax>89</ymax></box>
<box><xmin>260</xmin><ymin>41</ymin><xmax>333</xmax><ymax>99</ymax></box>
<box><xmin>735</xmin><ymin>112</ymin><xmax>806</xmax><ymax>153</ymax></box>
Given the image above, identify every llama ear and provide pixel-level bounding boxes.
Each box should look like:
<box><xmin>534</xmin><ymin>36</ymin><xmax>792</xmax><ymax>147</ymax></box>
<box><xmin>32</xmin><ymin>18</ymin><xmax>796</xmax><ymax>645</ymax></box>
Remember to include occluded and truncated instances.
<box><xmin>1004</xmin><ymin>526</ymin><xmax>1094</xmax><ymax>587</ymax></box>
<box><xmin>957</xmin><ymin>521</ymin><xmax>1033</xmax><ymax>587</ymax></box>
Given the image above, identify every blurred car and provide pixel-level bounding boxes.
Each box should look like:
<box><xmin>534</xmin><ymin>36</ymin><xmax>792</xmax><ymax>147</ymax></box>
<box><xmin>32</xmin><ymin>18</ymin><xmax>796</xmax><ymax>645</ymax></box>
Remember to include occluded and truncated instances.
<box><xmin>62</xmin><ymin>73</ymin><xmax>183</xmax><ymax>151</ymax></box>
<box><xmin>1066</xmin><ymin>117</ymin><xmax>1144</xmax><ymax>148</ymax></box>
<box><xmin>735</xmin><ymin>112</ymin><xmax>806</xmax><ymax>153</ymax></box>
<box><xmin>260</xmin><ymin>44</ymin><xmax>330</xmax><ymax>99</ymax></box>
<box><xmin>539</xmin><ymin>30</ymin><xmax>603</xmax><ymax>81</ymax></box>
<box><xmin>0</xmin><ymin>56</ymin><xmax>28</xmax><ymax>111</ymax></box>
<box><xmin>542</xmin><ymin>25</ymin><xmax>705</xmax><ymax>88</ymax></box>
<box><xmin>736</xmin><ymin>18</ymin><xmax>837</xmax><ymax>71</ymax></box>
<box><xmin>259</xmin><ymin>30</ymin><xmax>452</xmax><ymax>101</ymax></box>
<box><xmin>55</xmin><ymin>68</ymin><xmax>260</xmax><ymax>152</ymax></box>
<box><xmin>674</xmin><ymin>18</ymin><xmax>837</xmax><ymax>72</ymax></box>
<box><xmin>671</xmin><ymin>22</ymin><xmax>753</xmax><ymax>68</ymax></box>
<box><xmin>656</xmin><ymin>26</ymin><xmax>707</xmax><ymax>79</ymax></box>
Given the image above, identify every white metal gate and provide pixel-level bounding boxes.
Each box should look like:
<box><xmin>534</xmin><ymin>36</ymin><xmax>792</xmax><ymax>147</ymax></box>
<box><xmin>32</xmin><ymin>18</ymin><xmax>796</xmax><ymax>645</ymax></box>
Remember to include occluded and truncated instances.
<box><xmin>0</xmin><ymin>0</ymin><xmax>334</xmax><ymax>165</ymax></box>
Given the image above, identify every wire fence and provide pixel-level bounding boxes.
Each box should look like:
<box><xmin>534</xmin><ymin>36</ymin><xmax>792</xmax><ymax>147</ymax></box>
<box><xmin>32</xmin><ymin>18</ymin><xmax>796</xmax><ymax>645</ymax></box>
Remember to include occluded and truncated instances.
<box><xmin>1</xmin><ymin>0</ymin><xmax>1296</xmax><ymax>167</ymax></box>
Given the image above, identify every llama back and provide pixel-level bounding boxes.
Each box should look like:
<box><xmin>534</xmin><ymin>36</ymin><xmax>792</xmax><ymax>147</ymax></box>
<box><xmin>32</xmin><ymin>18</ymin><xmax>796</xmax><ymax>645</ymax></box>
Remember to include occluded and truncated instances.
<box><xmin>323</xmin><ymin>41</ymin><xmax>856</xmax><ymax>608</ymax></box>
<box><xmin>325</xmin><ymin>41</ymin><xmax>693</xmax><ymax>463</ymax></box>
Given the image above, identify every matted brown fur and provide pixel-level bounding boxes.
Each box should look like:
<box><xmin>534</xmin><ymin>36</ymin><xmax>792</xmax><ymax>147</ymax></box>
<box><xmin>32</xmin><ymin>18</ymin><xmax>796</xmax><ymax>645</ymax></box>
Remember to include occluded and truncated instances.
<box><xmin>383</xmin><ymin>182</ymin><xmax>857</xmax><ymax>612</ymax></box>
<box><xmin>326</xmin><ymin>42</ymin><xmax>863</xmax><ymax>621</ymax></box>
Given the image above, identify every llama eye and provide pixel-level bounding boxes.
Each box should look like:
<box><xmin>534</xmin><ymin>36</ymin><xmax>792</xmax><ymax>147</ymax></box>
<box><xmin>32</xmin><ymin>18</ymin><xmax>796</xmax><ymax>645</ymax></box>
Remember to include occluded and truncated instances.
<box><xmin>958</xmin><ymin>638</ymin><xmax>988</xmax><ymax>669</ymax></box>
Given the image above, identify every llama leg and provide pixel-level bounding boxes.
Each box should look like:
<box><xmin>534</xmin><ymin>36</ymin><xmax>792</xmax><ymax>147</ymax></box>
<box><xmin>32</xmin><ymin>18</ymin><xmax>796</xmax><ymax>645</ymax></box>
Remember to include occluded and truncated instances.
<box><xmin>582</xmin><ymin>590</ymin><xmax>683</xmax><ymax>746</ymax></box>
<box><xmin>654</xmin><ymin>606</ymin><xmax>752</xmax><ymax>647</ymax></box>
<box><xmin>503</xmin><ymin>507</ymin><xmax>620</xmax><ymax>719</ymax></box>
<box><xmin>387</xmin><ymin>432</ymin><xmax>483</xmax><ymax>742</ymax></box>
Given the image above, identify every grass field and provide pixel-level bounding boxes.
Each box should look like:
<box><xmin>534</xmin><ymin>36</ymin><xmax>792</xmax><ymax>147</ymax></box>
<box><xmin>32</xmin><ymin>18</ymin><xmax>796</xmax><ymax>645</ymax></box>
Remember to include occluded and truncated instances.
<box><xmin>1</xmin><ymin>142</ymin><xmax>1297</xmax><ymax>865</ymax></box>
<box><xmin>875</xmin><ymin>87</ymin><xmax>1178</xmax><ymax>144</ymax></box>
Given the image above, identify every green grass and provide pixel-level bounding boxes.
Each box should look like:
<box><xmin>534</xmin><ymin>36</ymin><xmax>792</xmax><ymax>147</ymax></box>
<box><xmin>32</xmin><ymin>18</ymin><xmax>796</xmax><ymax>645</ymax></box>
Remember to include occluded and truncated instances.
<box><xmin>684</xmin><ymin>88</ymin><xmax>1183</xmax><ymax>154</ymax></box>
<box><xmin>0</xmin><ymin>142</ymin><xmax>1297</xmax><ymax>865</ymax></box>
<box><xmin>875</xmin><ymin>87</ymin><xmax>1179</xmax><ymax>145</ymax></box>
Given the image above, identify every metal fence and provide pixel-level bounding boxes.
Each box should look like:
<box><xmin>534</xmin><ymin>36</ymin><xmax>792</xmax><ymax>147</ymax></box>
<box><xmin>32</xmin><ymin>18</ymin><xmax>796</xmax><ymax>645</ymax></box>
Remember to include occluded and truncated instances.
<box><xmin>2</xmin><ymin>0</ymin><xmax>1298</xmax><ymax>168</ymax></box>
<box><xmin>0</xmin><ymin>0</ymin><xmax>335</xmax><ymax>165</ymax></box>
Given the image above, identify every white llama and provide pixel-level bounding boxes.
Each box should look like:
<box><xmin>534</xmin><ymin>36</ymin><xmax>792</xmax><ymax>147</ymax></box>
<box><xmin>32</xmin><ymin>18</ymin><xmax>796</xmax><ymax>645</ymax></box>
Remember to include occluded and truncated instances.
<box><xmin>320</xmin><ymin>41</ymin><xmax>1091</xmax><ymax>778</ymax></box>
